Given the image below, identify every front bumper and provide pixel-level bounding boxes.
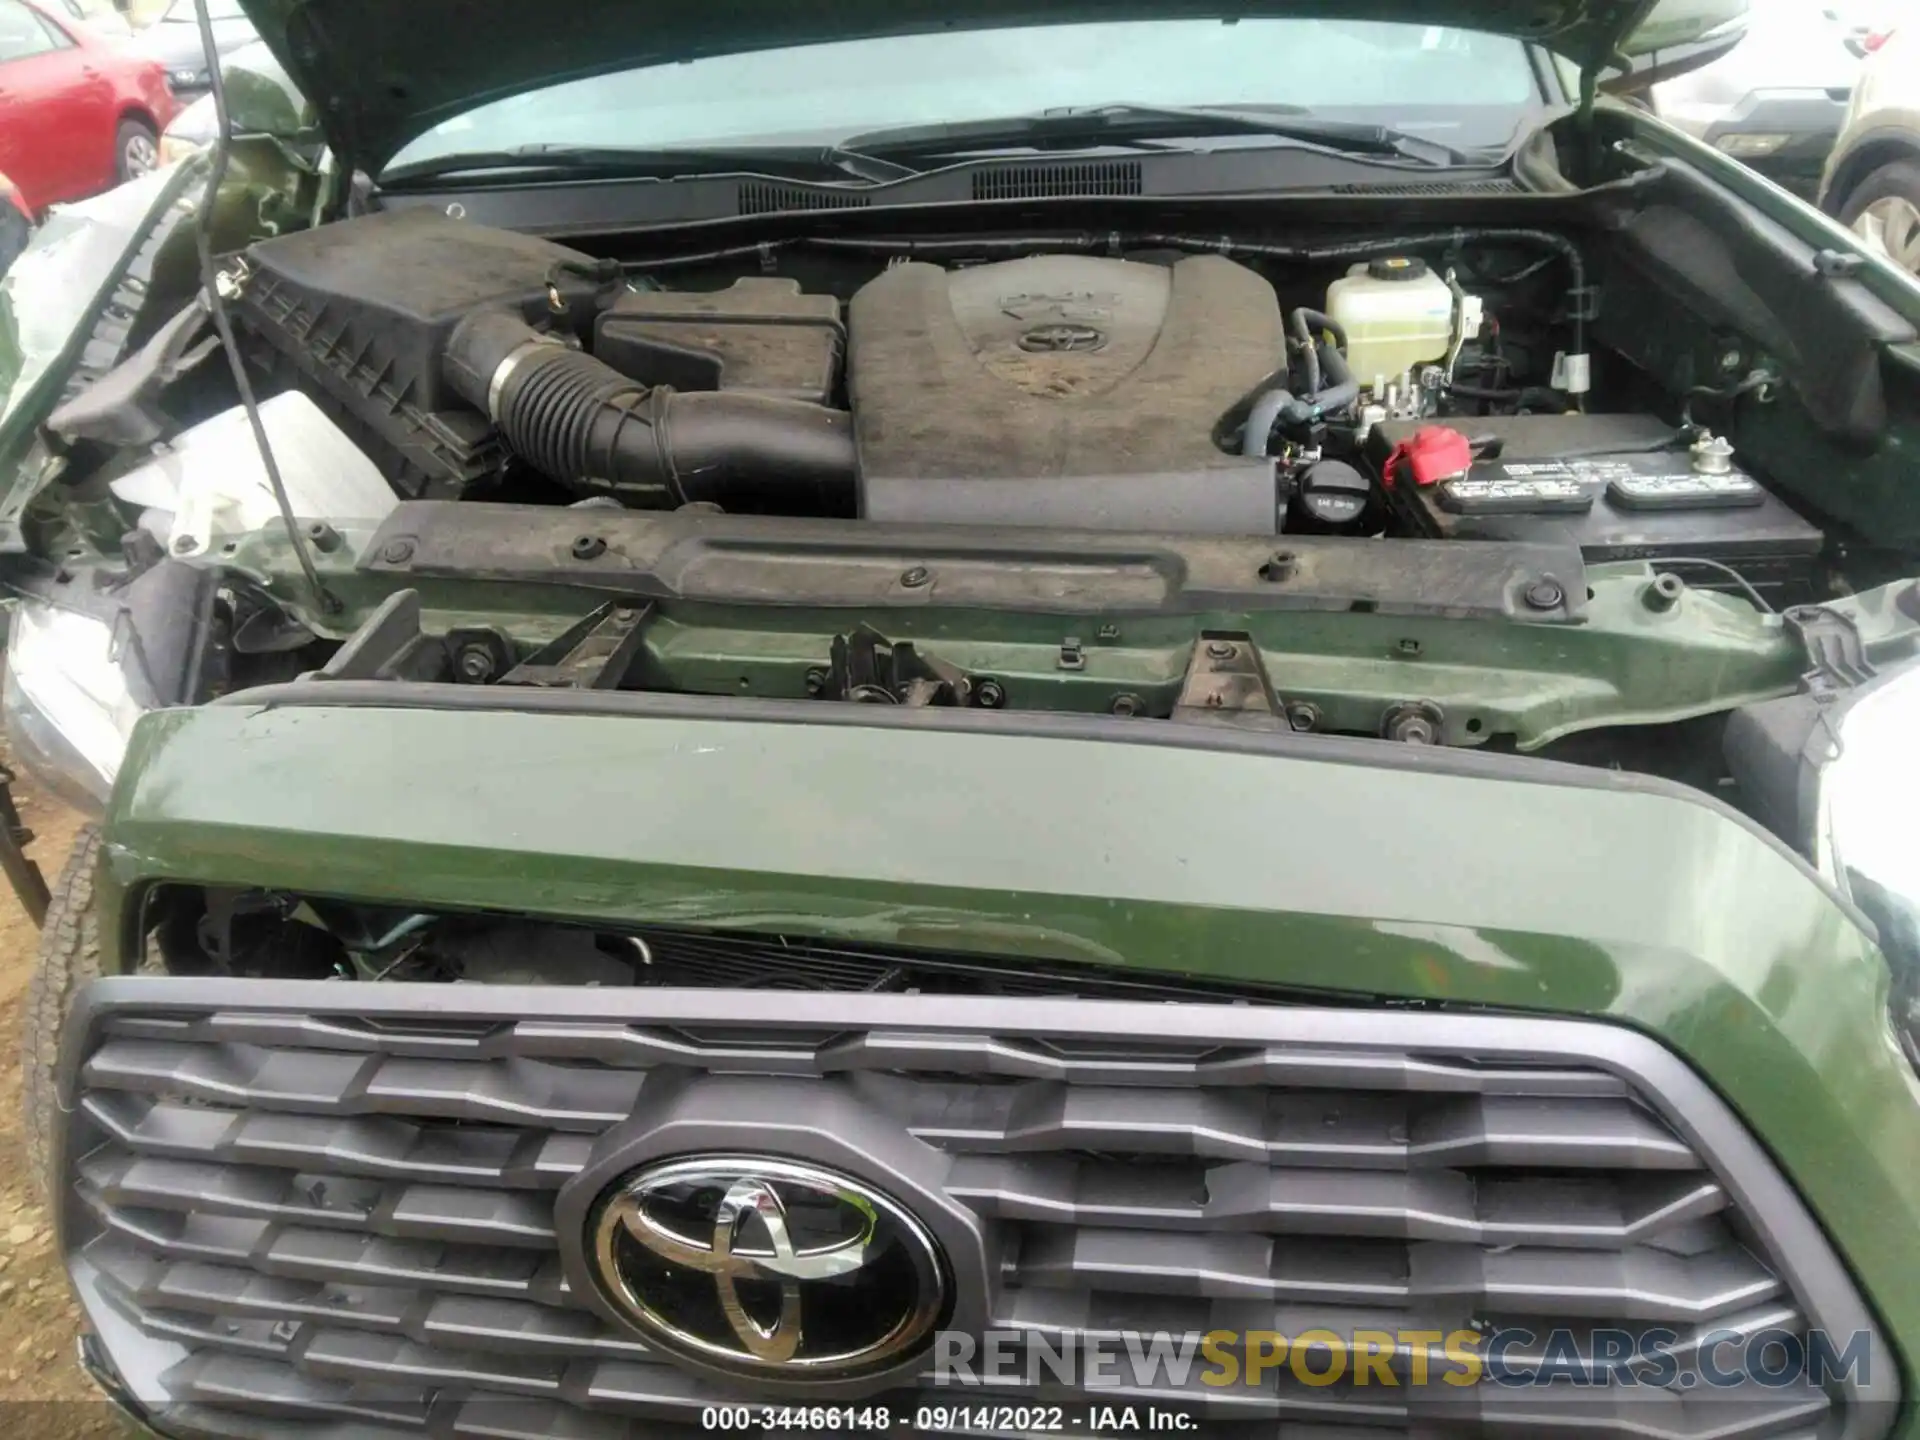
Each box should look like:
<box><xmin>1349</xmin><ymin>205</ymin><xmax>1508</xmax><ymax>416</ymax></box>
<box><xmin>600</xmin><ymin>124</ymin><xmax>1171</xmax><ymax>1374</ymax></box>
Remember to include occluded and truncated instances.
<box><xmin>61</xmin><ymin>690</ymin><xmax>1920</xmax><ymax>1434</ymax></box>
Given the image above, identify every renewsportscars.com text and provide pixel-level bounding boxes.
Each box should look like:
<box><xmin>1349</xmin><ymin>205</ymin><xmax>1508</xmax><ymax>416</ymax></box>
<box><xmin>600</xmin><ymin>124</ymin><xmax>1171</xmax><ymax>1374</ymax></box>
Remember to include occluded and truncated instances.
<box><xmin>932</xmin><ymin>1327</ymin><xmax>1873</xmax><ymax>1390</ymax></box>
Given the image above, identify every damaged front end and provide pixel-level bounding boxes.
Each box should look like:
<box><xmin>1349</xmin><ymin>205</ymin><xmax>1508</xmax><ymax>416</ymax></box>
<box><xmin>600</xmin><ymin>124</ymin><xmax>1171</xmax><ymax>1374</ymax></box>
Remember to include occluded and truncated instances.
<box><xmin>6</xmin><ymin>109</ymin><xmax>1920</xmax><ymax>925</ymax></box>
<box><xmin>18</xmin><ymin>7</ymin><xmax>1920</xmax><ymax>1437</ymax></box>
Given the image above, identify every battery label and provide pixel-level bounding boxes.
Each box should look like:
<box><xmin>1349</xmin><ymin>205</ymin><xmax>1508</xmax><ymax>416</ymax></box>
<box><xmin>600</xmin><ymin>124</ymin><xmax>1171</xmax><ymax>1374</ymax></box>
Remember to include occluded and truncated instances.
<box><xmin>1437</xmin><ymin>456</ymin><xmax>1766</xmax><ymax>515</ymax></box>
<box><xmin>1605</xmin><ymin>470</ymin><xmax>1766</xmax><ymax>510</ymax></box>
<box><xmin>1439</xmin><ymin>472</ymin><xmax>1593</xmax><ymax>516</ymax></box>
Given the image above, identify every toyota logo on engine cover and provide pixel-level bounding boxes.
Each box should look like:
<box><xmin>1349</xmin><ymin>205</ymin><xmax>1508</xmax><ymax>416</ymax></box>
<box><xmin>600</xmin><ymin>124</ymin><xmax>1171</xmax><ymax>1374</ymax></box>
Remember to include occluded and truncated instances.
<box><xmin>590</xmin><ymin>1157</ymin><xmax>948</xmax><ymax>1380</ymax></box>
<box><xmin>1017</xmin><ymin>322</ymin><xmax>1107</xmax><ymax>353</ymax></box>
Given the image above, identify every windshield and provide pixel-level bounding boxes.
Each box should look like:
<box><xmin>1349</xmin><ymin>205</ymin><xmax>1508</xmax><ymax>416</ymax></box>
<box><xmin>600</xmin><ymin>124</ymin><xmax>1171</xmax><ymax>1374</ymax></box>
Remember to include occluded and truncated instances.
<box><xmin>389</xmin><ymin>20</ymin><xmax>1543</xmax><ymax>170</ymax></box>
<box><xmin>163</xmin><ymin>0</ymin><xmax>244</xmax><ymax>21</ymax></box>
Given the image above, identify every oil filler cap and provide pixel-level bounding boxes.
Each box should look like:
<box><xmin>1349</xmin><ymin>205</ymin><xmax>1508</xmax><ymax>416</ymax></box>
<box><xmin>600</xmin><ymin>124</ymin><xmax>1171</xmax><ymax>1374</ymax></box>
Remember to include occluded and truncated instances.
<box><xmin>1293</xmin><ymin>460</ymin><xmax>1375</xmax><ymax>534</ymax></box>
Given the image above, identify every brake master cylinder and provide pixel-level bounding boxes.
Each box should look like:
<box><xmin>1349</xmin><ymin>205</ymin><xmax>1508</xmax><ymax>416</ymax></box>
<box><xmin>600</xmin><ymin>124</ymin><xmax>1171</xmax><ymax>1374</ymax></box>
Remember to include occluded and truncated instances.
<box><xmin>1326</xmin><ymin>256</ymin><xmax>1472</xmax><ymax>390</ymax></box>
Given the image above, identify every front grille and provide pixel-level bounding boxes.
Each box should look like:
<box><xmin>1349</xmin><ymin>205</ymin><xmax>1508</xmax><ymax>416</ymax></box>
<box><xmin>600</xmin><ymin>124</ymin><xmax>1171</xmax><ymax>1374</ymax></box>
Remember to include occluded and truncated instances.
<box><xmin>57</xmin><ymin>981</ymin><xmax>1894</xmax><ymax>1440</ymax></box>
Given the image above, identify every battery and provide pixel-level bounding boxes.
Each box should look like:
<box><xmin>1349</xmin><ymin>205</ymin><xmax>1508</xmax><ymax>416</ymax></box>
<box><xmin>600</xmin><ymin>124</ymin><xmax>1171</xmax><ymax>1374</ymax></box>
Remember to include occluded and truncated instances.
<box><xmin>1367</xmin><ymin>413</ymin><xmax>1824</xmax><ymax>601</ymax></box>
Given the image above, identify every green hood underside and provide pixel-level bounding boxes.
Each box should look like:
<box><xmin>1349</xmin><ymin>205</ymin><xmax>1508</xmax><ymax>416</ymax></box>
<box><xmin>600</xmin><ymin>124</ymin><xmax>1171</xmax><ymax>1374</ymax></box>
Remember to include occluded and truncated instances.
<box><xmin>239</xmin><ymin>0</ymin><xmax>1664</xmax><ymax>171</ymax></box>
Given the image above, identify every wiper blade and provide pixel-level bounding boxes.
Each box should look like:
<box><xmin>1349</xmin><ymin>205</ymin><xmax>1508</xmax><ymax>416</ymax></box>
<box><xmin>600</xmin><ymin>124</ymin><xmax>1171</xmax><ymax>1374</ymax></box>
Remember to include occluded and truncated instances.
<box><xmin>841</xmin><ymin>103</ymin><xmax>1475</xmax><ymax>167</ymax></box>
<box><xmin>380</xmin><ymin>143</ymin><xmax>916</xmax><ymax>187</ymax></box>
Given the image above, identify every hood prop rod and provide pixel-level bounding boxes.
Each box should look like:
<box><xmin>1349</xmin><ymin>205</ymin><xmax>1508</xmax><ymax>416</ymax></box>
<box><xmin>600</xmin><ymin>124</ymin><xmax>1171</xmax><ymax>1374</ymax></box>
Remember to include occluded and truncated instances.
<box><xmin>188</xmin><ymin>0</ymin><xmax>338</xmax><ymax>616</ymax></box>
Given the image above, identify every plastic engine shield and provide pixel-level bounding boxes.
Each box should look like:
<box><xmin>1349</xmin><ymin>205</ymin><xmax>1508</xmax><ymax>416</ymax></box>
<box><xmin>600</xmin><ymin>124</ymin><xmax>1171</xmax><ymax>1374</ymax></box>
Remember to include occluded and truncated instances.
<box><xmin>849</xmin><ymin>254</ymin><xmax>1286</xmax><ymax>532</ymax></box>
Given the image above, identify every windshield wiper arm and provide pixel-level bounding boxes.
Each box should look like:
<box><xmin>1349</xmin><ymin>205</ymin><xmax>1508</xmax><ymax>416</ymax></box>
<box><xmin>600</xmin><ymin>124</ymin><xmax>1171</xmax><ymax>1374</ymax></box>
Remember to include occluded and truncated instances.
<box><xmin>380</xmin><ymin>142</ymin><xmax>918</xmax><ymax>187</ymax></box>
<box><xmin>841</xmin><ymin>103</ymin><xmax>1475</xmax><ymax>167</ymax></box>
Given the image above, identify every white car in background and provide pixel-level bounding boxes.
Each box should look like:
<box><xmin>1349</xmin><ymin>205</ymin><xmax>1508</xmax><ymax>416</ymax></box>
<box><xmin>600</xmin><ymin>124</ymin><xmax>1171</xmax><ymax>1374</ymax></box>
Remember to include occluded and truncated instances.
<box><xmin>155</xmin><ymin>37</ymin><xmax>316</xmax><ymax>164</ymax></box>
<box><xmin>157</xmin><ymin>88</ymin><xmax>214</xmax><ymax>164</ymax></box>
<box><xmin>45</xmin><ymin>0</ymin><xmax>131</xmax><ymax>37</ymax></box>
<box><xmin>1650</xmin><ymin>0</ymin><xmax>1872</xmax><ymax>193</ymax></box>
<box><xmin>1820</xmin><ymin>25</ymin><xmax>1920</xmax><ymax>277</ymax></box>
<box><xmin>1823</xmin><ymin>1</ymin><xmax>1894</xmax><ymax>54</ymax></box>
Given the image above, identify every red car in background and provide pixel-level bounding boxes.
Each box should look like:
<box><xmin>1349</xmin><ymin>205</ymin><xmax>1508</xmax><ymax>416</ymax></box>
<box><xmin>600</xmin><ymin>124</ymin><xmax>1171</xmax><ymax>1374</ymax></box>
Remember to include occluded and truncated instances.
<box><xmin>0</xmin><ymin>0</ymin><xmax>175</xmax><ymax>216</ymax></box>
<box><xmin>0</xmin><ymin>169</ymin><xmax>29</xmax><ymax>271</ymax></box>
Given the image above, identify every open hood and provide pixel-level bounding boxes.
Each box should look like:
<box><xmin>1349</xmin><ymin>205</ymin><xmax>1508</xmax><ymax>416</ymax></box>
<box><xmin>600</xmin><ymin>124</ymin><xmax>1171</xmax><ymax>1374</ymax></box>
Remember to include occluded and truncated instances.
<box><xmin>238</xmin><ymin>0</ymin><xmax>1679</xmax><ymax>172</ymax></box>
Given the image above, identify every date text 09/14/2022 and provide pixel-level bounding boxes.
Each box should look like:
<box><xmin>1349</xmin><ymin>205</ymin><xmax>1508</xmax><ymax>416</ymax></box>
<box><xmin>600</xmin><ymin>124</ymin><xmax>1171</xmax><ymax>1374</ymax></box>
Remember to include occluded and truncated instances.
<box><xmin>699</xmin><ymin>1405</ymin><xmax>1197</xmax><ymax>1432</ymax></box>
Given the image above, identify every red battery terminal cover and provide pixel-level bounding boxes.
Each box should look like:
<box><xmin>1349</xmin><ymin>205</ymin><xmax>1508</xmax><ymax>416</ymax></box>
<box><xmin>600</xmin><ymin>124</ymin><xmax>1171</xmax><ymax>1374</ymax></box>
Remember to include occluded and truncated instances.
<box><xmin>1384</xmin><ymin>425</ymin><xmax>1474</xmax><ymax>489</ymax></box>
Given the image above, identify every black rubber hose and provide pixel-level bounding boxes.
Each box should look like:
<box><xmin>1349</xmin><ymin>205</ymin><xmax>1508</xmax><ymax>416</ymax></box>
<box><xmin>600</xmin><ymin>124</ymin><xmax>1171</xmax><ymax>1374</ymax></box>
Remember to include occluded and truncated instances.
<box><xmin>1292</xmin><ymin>307</ymin><xmax>1349</xmax><ymax>355</ymax></box>
<box><xmin>1312</xmin><ymin>340</ymin><xmax>1360</xmax><ymax>414</ymax></box>
<box><xmin>444</xmin><ymin>311</ymin><xmax>855</xmax><ymax>515</ymax></box>
<box><xmin>1289</xmin><ymin>308</ymin><xmax>1322</xmax><ymax>400</ymax></box>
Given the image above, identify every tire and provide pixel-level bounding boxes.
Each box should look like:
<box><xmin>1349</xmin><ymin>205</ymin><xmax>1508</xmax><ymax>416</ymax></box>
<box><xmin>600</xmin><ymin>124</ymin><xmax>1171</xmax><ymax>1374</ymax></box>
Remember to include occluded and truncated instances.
<box><xmin>113</xmin><ymin>118</ymin><xmax>159</xmax><ymax>185</ymax></box>
<box><xmin>22</xmin><ymin>826</ymin><xmax>102</xmax><ymax>1203</ymax></box>
<box><xmin>1837</xmin><ymin>159</ymin><xmax>1920</xmax><ymax>278</ymax></box>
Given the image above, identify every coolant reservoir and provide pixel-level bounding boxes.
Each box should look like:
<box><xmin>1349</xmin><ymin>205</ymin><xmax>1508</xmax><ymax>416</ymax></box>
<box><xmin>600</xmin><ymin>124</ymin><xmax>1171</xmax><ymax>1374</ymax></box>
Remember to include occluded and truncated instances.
<box><xmin>1325</xmin><ymin>257</ymin><xmax>1456</xmax><ymax>383</ymax></box>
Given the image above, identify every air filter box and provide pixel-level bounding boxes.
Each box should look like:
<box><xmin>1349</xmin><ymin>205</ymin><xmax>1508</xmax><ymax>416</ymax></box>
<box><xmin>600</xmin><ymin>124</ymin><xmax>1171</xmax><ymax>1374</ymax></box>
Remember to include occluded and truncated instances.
<box><xmin>232</xmin><ymin>210</ymin><xmax>607</xmax><ymax>495</ymax></box>
<box><xmin>593</xmin><ymin>278</ymin><xmax>843</xmax><ymax>407</ymax></box>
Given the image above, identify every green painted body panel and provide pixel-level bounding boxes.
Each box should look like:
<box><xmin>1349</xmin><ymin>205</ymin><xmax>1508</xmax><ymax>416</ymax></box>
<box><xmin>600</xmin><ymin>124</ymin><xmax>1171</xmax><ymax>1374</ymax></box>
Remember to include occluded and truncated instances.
<box><xmin>219</xmin><ymin>523</ymin><xmax>1920</xmax><ymax>751</ymax></box>
<box><xmin>101</xmin><ymin>695</ymin><xmax>1920</xmax><ymax>1421</ymax></box>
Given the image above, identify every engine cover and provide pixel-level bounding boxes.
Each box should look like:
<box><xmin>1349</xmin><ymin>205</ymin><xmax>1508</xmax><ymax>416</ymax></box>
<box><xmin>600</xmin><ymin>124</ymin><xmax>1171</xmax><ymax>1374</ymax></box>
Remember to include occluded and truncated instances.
<box><xmin>849</xmin><ymin>254</ymin><xmax>1285</xmax><ymax>532</ymax></box>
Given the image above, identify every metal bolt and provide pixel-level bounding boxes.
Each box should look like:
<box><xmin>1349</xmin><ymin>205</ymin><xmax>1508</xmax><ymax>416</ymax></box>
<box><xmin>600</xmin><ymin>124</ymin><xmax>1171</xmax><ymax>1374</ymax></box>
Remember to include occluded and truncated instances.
<box><xmin>455</xmin><ymin>645</ymin><xmax>495</xmax><ymax>683</ymax></box>
<box><xmin>900</xmin><ymin>565</ymin><xmax>931</xmax><ymax>588</ymax></box>
<box><xmin>305</xmin><ymin>521</ymin><xmax>341</xmax><ymax>553</ymax></box>
<box><xmin>1260</xmin><ymin>551</ymin><xmax>1298</xmax><ymax>583</ymax></box>
<box><xmin>1109</xmin><ymin>693</ymin><xmax>1145</xmax><ymax>718</ymax></box>
<box><xmin>1286</xmin><ymin>702</ymin><xmax>1320</xmax><ymax>733</ymax></box>
<box><xmin>976</xmin><ymin>679</ymin><xmax>1007</xmax><ymax>709</ymax></box>
<box><xmin>1383</xmin><ymin>703</ymin><xmax>1443</xmax><ymax>745</ymax></box>
<box><xmin>571</xmin><ymin>535</ymin><xmax>606</xmax><ymax>561</ymax></box>
<box><xmin>803</xmin><ymin>668</ymin><xmax>828</xmax><ymax>697</ymax></box>
<box><xmin>171</xmin><ymin>534</ymin><xmax>197</xmax><ymax>555</ymax></box>
<box><xmin>1389</xmin><ymin>714</ymin><xmax>1437</xmax><ymax>744</ymax></box>
<box><xmin>1523</xmin><ymin>579</ymin><xmax>1565</xmax><ymax>612</ymax></box>
<box><xmin>1643</xmin><ymin>573</ymin><xmax>1685</xmax><ymax>613</ymax></box>
<box><xmin>1205</xmin><ymin>640</ymin><xmax>1237</xmax><ymax>661</ymax></box>
<box><xmin>379</xmin><ymin>539</ymin><xmax>414</xmax><ymax>565</ymax></box>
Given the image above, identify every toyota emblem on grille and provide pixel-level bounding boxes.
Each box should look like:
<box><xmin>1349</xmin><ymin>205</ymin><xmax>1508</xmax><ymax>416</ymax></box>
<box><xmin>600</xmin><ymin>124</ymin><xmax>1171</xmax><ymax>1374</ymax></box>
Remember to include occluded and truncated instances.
<box><xmin>1017</xmin><ymin>322</ymin><xmax>1107</xmax><ymax>353</ymax></box>
<box><xmin>590</xmin><ymin>1157</ymin><xmax>948</xmax><ymax>1380</ymax></box>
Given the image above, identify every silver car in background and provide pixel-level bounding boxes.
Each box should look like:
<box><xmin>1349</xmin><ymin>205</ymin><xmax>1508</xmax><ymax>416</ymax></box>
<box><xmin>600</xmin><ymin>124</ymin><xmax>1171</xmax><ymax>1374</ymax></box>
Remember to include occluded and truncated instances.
<box><xmin>1820</xmin><ymin>24</ymin><xmax>1920</xmax><ymax>277</ymax></box>
<box><xmin>1651</xmin><ymin>0</ymin><xmax>1874</xmax><ymax>194</ymax></box>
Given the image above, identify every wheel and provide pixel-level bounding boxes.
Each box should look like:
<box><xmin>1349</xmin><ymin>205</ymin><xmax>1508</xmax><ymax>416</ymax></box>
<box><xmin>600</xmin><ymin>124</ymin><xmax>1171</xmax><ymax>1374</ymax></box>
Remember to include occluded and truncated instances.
<box><xmin>22</xmin><ymin>826</ymin><xmax>102</xmax><ymax>1202</ymax></box>
<box><xmin>1837</xmin><ymin>159</ymin><xmax>1920</xmax><ymax>278</ymax></box>
<box><xmin>113</xmin><ymin>118</ymin><xmax>158</xmax><ymax>184</ymax></box>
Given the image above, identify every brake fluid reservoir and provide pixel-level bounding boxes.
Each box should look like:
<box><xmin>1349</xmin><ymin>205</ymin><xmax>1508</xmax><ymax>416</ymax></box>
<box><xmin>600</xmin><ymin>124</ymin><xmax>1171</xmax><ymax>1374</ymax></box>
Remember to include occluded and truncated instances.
<box><xmin>1325</xmin><ymin>257</ymin><xmax>1456</xmax><ymax>384</ymax></box>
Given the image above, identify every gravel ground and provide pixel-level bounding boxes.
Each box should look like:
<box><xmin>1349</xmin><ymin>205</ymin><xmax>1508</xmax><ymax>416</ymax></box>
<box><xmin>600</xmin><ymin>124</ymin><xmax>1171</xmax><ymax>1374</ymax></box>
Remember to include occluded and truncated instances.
<box><xmin>0</xmin><ymin>768</ymin><xmax>136</xmax><ymax>1437</ymax></box>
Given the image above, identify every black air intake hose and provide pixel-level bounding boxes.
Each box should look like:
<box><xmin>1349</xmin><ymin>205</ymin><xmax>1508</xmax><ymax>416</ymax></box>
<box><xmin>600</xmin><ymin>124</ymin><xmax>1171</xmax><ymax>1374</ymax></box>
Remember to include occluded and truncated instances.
<box><xmin>443</xmin><ymin>310</ymin><xmax>856</xmax><ymax>515</ymax></box>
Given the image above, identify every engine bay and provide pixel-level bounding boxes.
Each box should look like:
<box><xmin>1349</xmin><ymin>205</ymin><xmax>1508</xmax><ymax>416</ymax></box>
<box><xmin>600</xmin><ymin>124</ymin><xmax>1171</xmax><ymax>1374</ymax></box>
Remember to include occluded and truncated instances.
<box><xmin>134</xmin><ymin>206</ymin><xmax>1822</xmax><ymax>603</ymax></box>
<box><xmin>37</xmin><ymin>172</ymin><xmax>1920</xmax><ymax>781</ymax></box>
